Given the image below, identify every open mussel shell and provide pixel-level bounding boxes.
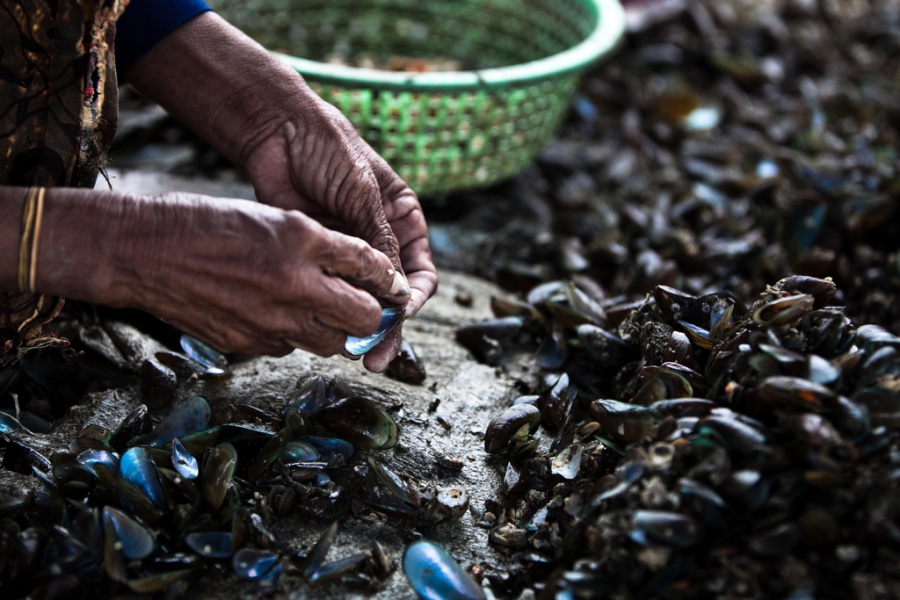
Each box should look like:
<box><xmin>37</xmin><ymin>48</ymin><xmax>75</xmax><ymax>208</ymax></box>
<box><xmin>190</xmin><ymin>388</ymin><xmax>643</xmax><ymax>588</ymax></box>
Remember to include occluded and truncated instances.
<box><xmin>576</xmin><ymin>324</ymin><xmax>640</xmax><ymax>368</ymax></box>
<box><xmin>313</xmin><ymin>397</ymin><xmax>397</xmax><ymax>449</ymax></box>
<box><xmin>696</xmin><ymin>416</ymin><xmax>767</xmax><ymax>454</ymax></box>
<box><xmin>247</xmin><ymin>427</ymin><xmax>291</xmax><ymax>480</ymax></box>
<box><xmin>386</xmin><ymin>339</ymin><xmax>427</xmax><ymax>384</ymax></box>
<box><xmin>403</xmin><ymin>539</ymin><xmax>486</xmax><ymax>600</ymax></box>
<box><xmin>455</xmin><ymin>316</ymin><xmax>525</xmax><ymax>364</ymax></box>
<box><xmin>632</xmin><ymin>510</ymin><xmax>705</xmax><ymax>548</ymax></box>
<box><xmin>102</xmin><ymin>506</ymin><xmax>155</xmax><ymax>560</ymax></box>
<box><xmin>301</xmin><ymin>520</ymin><xmax>339</xmax><ymax>579</ymax></box>
<box><xmin>770</xmin><ymin>275</ymin><xmax>836</xmax><ymax>307</ymax></box>
<box><xmin>280</xmin><ymin>441</ymin><xmax>320</xmax><ymax>464</ymax></box>
<box><xmin>0</xmin><ymin>412</ymin><xmax>26</xmax><ymax>433</ymax></box>
<box><xmin>110</xmin><ymin>404</ymin><xmax>152</xmax><ymax>451</ymax></box>
<box><xmin>285</xmin><ymin>375</ymin><xmax>328</xmax><ymax>416</ymax></box>
<box><xmin>180</xmin><ymin>334</ymin><xmax>228</xmax><ymax>375</ymax></box>
<box><xmin>308</xmin><ymin>554</ymin><xmax>368</xmax><ymax>584</ymax></box>
<box><xmin>590</xmin><ymin>400</ymin><xmax>660</xmax><ymax>444</ymax></box>
<box><xmin>747</xmin><ymin>522</ymin><xmax>800</xmax><ymax>557</ymax></box>
<box><xmin>177</xmin><ymin>424</ymin><xmax>273</xmax><ymax>456</ymax></box>
<box><xmin>233</xmin><ymin>547</ymin><xmax>279</xmax><ymax>580</ymax></box>
<box><xmin>77</xmin><ymin>450</ymin><xmax>119</xmax><ymax>476</ymax></box>
<box><xmin>484</xmin><ymin>404</ymin><xmax>540</xmax><ymax>453</ymax></box>
<box><xmin>202</xmin><ymin>443</ymin><xmax>237</xmax><ymax>511</ymax></box>
<box><xmin>368</xmin><ymin>455</ymin><xmax>417</xmax><ymax>507</ymax></box>
<box><xmin>344</xmin><ymin>306</ymin><xmax>405</xmax><ymax>356</ymax></box>
<box><xmin>752</xmin><ymin>294</ymin><xmax>815</xmax><ymax>327</ymax></box>
<box><xmin>132</xmin><ymin>395</ymin><xmax>211</xmax><ymax>448</ymax></box>
<box><xmin>294</xmin><ymin>436</ymin><xmax>353</xmax><ymax>461</ymax></box>
<box><xmin>127</xmin><ymin>568</ymin><xmax>196</xmax><ymax>594</ymax></box>
<box><xmin>185</xmin><ymin>531</ymin><xmax>233</xmax><ymax>559</ymax></box>
<box><xmin>120</xmin><ymin>447</ymin><xmax>166</xmax><ymax>510</ymax></box>
<box><xmin>650</xmin><ymin>398</ymin><xmax>715</xmax><ymax>418</ymax></box>
<box><xmin>171</xmin><ymin>438</ymin><xmax>198</xmax><ymax>479</ymax></box>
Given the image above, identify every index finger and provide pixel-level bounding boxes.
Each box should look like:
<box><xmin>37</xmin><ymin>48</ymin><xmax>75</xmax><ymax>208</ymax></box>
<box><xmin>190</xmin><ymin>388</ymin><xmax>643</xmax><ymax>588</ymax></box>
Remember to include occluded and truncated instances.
<box><xmin>319</xmin><ymin>229</ymin><xmax>411</xmax><ymax>300</ymax></box>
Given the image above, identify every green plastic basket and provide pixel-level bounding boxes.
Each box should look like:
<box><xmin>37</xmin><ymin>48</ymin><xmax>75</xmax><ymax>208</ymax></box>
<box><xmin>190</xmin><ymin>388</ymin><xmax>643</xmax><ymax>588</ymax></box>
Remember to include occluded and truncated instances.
<box><xmin>212</xmin><ymin>0</ymin><xmax>626</xmax><ymax>196</ymax></box>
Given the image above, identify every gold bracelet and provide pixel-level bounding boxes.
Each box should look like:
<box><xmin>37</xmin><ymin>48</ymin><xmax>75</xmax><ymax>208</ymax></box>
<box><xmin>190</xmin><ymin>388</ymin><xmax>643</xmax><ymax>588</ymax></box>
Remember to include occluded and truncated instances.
<box><xmin>18</xmin><ymin>186</ymin><xmax>45</xmax><ymax>294</ymax></box>
<box><xmin>29</xmin><ymin>187</ymin><xmax>46</xmax><ymax>293</ymax></box>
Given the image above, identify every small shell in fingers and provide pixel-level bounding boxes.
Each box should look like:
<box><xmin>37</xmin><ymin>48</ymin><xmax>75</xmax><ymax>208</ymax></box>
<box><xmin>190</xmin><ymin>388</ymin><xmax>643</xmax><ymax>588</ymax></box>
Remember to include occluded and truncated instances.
<box><xmin>344</xmin><ymin>305</ymin><xmax>405</xmax><ymax>356</ymax></box>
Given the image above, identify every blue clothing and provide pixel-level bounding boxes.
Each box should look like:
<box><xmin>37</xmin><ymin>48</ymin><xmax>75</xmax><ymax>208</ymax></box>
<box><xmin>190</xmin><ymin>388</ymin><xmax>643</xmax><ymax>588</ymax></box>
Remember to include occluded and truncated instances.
<box><xmin>115</xmin><ymin>0</ymin><xmax>213</xmax><ymax>74</ymax></box>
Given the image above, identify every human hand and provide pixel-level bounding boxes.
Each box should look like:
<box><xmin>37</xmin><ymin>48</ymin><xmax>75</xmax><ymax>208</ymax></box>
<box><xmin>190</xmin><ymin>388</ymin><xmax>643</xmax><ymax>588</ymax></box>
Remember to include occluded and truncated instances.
<box><xmin>125</xmin><ymin>13</ymin><xmax>437</xmax><ymax>371</ymax></box>
<box><xmin>240</xmin><ymin>95</ymin><xmax>437</xmax><ymax>370</ymax></box>
<box><xmin>35</xmin><ymin>189</ymin><xmax>406</xmax><ymax>357</ymax></box>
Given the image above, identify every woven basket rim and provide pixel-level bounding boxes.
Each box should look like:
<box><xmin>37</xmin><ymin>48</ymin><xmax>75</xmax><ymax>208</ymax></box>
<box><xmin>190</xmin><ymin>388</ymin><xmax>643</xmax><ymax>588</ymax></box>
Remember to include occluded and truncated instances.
<box><xmin>273</xmin><ymin>0</ymin><xmax>626</xmax><ymax>91</ymax></box>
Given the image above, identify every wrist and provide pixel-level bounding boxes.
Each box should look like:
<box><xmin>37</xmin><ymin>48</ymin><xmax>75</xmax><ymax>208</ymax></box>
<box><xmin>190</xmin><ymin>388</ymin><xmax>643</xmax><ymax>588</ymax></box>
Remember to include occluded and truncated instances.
<box><xmin>34</xmin><ymin>188</ymin><xmax>160</xmax><ymax>307</ymax></box>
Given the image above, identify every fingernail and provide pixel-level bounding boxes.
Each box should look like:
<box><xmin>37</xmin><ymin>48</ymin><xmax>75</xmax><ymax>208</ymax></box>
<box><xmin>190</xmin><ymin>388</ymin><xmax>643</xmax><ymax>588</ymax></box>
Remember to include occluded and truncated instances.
<box><xmin>389</xmin><ymin>270</ymin><xmax>410</xmax><ymax>296</ymax></box>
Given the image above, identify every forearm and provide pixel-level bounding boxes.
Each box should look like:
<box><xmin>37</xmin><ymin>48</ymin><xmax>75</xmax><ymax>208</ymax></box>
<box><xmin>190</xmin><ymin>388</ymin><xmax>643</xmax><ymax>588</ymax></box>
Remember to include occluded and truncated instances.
<box><xmin>0</xmin><ymin>185</ymin><xmax>158</xmax><ymax>305</ymax></box>
<box><xmin>124</xmin><ymin>11</ymin><xmax>307</xmax><ymax>170</ymax></box>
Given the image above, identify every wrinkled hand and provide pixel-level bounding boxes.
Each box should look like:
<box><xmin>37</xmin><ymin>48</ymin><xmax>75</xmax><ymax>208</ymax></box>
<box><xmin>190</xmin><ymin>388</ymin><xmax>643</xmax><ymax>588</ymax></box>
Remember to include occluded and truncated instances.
<box><xmin>70</xmin><ymin>192</ymin><xmax>407</xmax><ymax>357</ymax></box>
<box><xmin>240</xmin><ymin>92</ymin><xmax>437</xmax><ymax>371</ymax></box>
<box><xmin>124</xmin><ymin>12</ymin><xmax>437</xmax><ymax>370</ymax></box>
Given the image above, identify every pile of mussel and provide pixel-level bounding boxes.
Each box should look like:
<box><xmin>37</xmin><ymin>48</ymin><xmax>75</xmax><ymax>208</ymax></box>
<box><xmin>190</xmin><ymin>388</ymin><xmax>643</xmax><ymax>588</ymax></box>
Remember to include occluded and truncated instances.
<box><xmin>459</xmin><ymin>275</ymin><xmax>900</xmax><ymax>598</ymax></box>
<box><xmin>0</xmin><ymin>369</ymin><xmax>468</xmax><ymax>597</ymax></box>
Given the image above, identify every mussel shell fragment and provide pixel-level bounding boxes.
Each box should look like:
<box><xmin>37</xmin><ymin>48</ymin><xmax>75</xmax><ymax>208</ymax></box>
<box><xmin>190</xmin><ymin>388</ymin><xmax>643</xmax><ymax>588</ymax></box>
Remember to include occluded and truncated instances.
<box><xmin>551</xmin><ymin>443</ymin><xmax>584</xmax><ymax>480</ymax></box>
<box><xmin>752</xmin><ymin>294</ymin><xmax>815</xmax><ymax>327</ymax></box>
